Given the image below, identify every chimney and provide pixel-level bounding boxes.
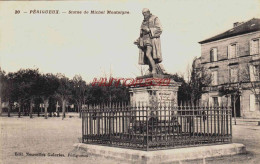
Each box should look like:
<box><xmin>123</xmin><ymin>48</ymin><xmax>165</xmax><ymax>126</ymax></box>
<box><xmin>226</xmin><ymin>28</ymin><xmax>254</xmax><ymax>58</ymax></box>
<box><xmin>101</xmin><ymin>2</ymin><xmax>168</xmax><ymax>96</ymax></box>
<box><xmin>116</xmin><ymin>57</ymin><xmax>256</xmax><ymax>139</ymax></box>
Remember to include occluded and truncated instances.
<box><xmin>233</xmin><ymin>22</ymin><xmax>239</xmax><ymax>27</ymax></box>
<box><xmin>233</xmin><ymin>22</ymin><xmax>244</xmax><ymax>28</ymax></box>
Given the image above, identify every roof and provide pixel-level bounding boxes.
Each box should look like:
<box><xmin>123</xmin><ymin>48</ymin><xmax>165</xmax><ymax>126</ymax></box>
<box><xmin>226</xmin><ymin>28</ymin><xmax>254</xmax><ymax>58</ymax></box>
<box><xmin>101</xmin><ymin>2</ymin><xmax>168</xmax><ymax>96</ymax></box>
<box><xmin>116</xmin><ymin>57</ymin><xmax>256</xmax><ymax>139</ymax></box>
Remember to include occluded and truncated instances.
<box><xmin>199</xmin><ymin>18</ymin><xmax>260</xmax><ymax>44</ymax></box>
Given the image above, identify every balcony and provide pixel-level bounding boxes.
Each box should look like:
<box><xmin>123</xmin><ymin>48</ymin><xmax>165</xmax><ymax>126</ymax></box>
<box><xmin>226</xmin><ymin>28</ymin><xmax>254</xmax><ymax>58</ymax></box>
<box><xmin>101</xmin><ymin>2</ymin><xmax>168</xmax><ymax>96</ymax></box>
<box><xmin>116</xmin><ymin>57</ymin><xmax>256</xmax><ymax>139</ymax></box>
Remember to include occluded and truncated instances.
<box><xmin>202</xmin><ymin>86</ymin><xmax>219</xmax><ymax>92</ymax></box>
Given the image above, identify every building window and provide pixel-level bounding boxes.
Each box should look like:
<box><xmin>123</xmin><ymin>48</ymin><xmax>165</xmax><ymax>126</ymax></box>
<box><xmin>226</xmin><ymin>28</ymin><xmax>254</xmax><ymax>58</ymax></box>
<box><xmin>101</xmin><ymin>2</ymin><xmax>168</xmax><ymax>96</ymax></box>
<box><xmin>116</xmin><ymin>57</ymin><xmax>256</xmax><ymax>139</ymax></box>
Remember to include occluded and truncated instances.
<box><xmin>256</xmin><ymin>94</ymin><xmax>260</xmax><ymax>110</ymax></box>
<box><xmin>213</xmin><ymin>97</ymin><xmax>218</xmax><ymax>106</ymax></box>
<box><xmin>250</xmin><ymin>39</ymin><xmax>260</xmax><ymax>55</ymax></box>
<box><xmin>228</xmin><ymin>43</ymin><xmax>238</xmax><ymax>59</ymax></box>
<box><xmin>250</xmin><ymin>94</ymin><xmax>260</xmax><ymax>111</ymax></box>
<box><xmin>230</xmin><ymin>68</ymin><xmax>238</xmax><ymax>83</ymax></box>
<box><xmin>250</xmin><ymin>65</ymin><xmax>260</xmax><ymax>81</ymax></box>
<box><xmin>210</xmin><ymin>48</ymin><xmax>217</xmax><ymax>62</ymax></box>
<box><xmin>211</xmin><ymin>71</ymin><xmax>218</xmax><ymax>85</ymax></box>
<box><xmin>209</xmin><ymin>97</ymin><xmax>221</xmax><ymax>106</ymax></box>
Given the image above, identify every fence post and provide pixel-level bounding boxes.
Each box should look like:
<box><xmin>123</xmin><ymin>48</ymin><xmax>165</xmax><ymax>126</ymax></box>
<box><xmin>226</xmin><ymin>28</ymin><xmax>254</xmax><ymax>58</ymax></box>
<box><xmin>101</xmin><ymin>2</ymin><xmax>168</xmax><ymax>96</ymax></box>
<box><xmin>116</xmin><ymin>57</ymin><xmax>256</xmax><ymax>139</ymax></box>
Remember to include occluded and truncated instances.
<box><xmin>229</xmin><ymin>105</ymin><xmax>232</xmax><ymax>142</ymax></box>
<box><xmin>146</xmin><ymin>101</ymin><xmax>149</xmax><ymax>151</ymax></box>
<box><xmin>82</xmin><ymin>109</ymin><xmax>84</xmax><ymax>143</ymax></box>
<box><xmin>109</xmin><ymin>102</ymin><xmax>112</xmax><ymax>145</ymax></box>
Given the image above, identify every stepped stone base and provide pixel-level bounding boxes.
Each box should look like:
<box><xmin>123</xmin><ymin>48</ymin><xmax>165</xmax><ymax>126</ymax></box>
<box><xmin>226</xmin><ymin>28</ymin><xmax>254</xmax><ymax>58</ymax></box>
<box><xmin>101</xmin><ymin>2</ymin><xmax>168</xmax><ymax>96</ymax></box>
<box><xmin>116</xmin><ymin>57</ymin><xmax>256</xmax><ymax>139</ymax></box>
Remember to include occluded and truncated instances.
<box><xmin>73</xmin><ymin>143</ymin><xmax>246</xmax><ymax>164</ymax></box>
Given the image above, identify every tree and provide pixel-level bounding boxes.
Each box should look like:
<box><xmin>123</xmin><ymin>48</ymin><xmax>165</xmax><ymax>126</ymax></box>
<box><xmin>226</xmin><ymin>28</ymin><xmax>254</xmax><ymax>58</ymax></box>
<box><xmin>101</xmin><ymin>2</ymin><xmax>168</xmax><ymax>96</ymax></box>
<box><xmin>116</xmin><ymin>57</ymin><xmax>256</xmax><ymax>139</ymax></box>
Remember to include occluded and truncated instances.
<box><xmin>189</xmin><ymin>57</ymin><xmax>212</xmax><ymax>105</ymax></box>
<box><xmin>0</xmin><ymin>69</ymin><xmax>3</xmax><ymax>115</ymax></box>
<box><xmin>37</xmin><ymin>73</ymin><xmax>59</xmax><ymax>119</ymax></box>
<box><xmin>169</xmin><ymin>73</ymin><xmax>191</xmax><ymax>105</ymax></box>
<box><xmin>4</xmin><ymin>69</ymin><xmax>40</xmax><ymax>118</ymax></box>
<box><xmin>14</xmin><ymin>69</ymin><xmax>40</xmax><ymax>118</ymax></box>
<box><xmin>0</xmin><ymin>69</ymin><xmax>9</xmax><ymax>116</ymax></box>
<box><xmin>109</xmin><ymin>84</ymin><xmax>129</xmax><ymax>102</ymax></box>
<box><xmin>241</xmin><ymin>63</ymin><xmax>260</xmax><ymax>105</ymax></box>
<box><xmin>55</xmin><ymin>74</ymin><xmax>72</xmax><ymax>120</ymax></box>
<box><xmin>170</xmin><ymin>58</ymin><xmax>211</xmax><ymax>105</ymax></box>
<box><xmin>1</xmin><ymin>71</ymin><xmax>16</xmax><ymax>117</ymax></box>
<box><xmin>71</xmin><ymin>75</ymin><xmax>86</xmax><ymax>118</ymax></box>
<box><xmin>219</xmin><ymin>82</ymin><xmax>242</xmax><ymax>125</ymax></box>
<box><xmin>85</xmin><ymin>79</ymin><xmax>130</xmax><ymax>104</ymax></box>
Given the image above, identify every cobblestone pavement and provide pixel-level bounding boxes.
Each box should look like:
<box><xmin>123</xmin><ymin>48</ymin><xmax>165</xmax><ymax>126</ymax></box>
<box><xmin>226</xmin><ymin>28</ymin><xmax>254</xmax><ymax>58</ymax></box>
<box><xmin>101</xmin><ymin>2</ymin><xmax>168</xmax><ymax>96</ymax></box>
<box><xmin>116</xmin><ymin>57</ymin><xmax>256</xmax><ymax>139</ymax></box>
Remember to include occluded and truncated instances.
<box><xmin>0</xmin><ymin>115</ymin><xmax>259</xmax><ymax>164</ymax></box>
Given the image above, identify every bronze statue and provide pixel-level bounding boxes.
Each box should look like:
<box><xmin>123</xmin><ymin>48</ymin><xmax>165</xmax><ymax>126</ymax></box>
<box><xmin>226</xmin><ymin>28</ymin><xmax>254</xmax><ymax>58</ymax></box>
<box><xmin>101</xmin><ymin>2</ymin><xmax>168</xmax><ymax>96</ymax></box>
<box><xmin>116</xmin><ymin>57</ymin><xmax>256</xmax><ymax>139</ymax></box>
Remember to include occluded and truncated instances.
<box><xmin>134</xmin><ymin>8</ymin><xmax>166</xmax><ymax>75</ymax></box>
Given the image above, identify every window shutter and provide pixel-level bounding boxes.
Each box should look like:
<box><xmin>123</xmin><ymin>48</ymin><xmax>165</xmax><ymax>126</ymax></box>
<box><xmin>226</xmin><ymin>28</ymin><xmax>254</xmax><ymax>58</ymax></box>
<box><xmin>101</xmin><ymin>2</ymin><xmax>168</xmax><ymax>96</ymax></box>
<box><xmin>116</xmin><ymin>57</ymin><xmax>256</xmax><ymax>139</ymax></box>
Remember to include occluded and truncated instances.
<box><xmin>250</xmin><ymin>65</ymin><xmax>256</xmax><ymax>81</ymax></box>
<box><xmin>230</xmin><ymin>69</ymin><xmax>233</xmax><ymax>83</ymax></box>
<box><xmin>250</xmin><ymin>40</ymin><xmax>253</xmax><ymax>55</ymax></box>
<box><xmin>258</xmin><ymin>39</ymin><xmax>260</xmax><ymax>54</ymax></box>
<box><xmin>213</xmin><ymin>72</ymin><xmax>216</xmax><ymax>85</ymax></box>
<box><xmin>228</xmin><ymin>45</ymin><xmax>230</xmax><ymax>59</ymax></box>
<box><xmin>234</xmin><ymin>68</ymin><xmax>238</xmax><ymax>82</ymax></box>
<box><xmin>210</xmin><ymin>50</ymin><xmax>213</xmax><ymax>62</ymax></box>
<box><xmin>236</xmin><ymin>44</ymin><xmax>239</xmax><ymax>57</ymax></box>
<box><xmin>250</xmin><ymin>94</ymin><xmax>255</xmax><ymax>111</ymax></box>
<box><xmin>214</xmin><ymin>48</ymin><xmax>218</xmax><ymax>61</ymax></box>
<box><xmin>230</xmin><ymin>68</ymin><xmax>238</xmax><ymax>82</ymax></box>
<box><xmin>215</xmin><ymin>71</ymin><xmax>218</xmax><ymax>85</ymax></box>
<box><xmin>211</xmin><ymin>71</ymin><xmax>215</xmax><ymax>85</ymax></box>
<box><xmin>257</xmin><ymin>65</ymin><xmax>260</xmax><ymax>80</ymax></box>
<box><xmin>218</xmin><ymin>97</ymin><xmax>221</xmax><ymax>106</ymax></box>
<box><xmin>211</xmin><ymin>72</ymin><xmax>213</xmax><ymax>85</ymax></box>
<box><xmin>231</xmin><ymin>69</ymin><xmax>233</xmax><ymax>82</ymax></box>
<box><xmin>209</xmin><ymin>97</ymin><xmax>213</xmax><ymax>106</ymax></box>
<box><xmin>228</xmin><ymin>68</ymin><xmax>232</xmax><ymax>82</ymax></box>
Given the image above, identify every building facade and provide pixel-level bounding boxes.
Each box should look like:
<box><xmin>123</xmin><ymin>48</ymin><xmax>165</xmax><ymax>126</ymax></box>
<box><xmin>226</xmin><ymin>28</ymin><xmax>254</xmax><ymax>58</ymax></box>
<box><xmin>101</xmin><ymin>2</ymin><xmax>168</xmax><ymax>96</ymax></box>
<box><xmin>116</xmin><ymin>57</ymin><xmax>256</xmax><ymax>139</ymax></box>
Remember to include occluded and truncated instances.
<box><xmin>197</xmin><ymin>18</ymin><xmax>260</xmax><ymax>118</ymax></box>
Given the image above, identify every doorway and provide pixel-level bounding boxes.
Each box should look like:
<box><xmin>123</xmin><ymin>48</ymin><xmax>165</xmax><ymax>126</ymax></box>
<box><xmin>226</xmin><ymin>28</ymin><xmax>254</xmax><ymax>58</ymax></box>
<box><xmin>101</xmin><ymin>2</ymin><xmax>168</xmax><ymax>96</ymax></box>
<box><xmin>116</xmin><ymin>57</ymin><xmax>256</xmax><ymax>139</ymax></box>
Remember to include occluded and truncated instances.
<box><xmin>231</xmin><ymin>95</ymin><xmax>241</xmax><ymax>117</ymax></box>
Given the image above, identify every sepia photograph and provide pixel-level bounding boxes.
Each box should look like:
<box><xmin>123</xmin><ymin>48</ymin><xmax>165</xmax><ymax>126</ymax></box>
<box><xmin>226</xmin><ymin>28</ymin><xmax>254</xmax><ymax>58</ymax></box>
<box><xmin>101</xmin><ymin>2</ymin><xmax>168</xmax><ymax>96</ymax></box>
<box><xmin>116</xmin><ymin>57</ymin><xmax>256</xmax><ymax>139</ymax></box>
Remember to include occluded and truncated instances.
<box><xmin>0</xmin><ymin>0</ymin><xmax>260</xmax><ymax>163</ymax></box>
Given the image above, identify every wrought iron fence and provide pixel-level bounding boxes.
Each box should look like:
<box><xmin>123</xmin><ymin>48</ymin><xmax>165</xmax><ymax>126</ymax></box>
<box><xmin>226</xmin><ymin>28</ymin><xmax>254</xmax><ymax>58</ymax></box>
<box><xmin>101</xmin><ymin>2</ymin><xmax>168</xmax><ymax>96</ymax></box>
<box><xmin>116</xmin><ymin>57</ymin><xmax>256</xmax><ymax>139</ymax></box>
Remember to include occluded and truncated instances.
<box><xmin>82</xmin><ymin>101</ymin><xmax>232</xmax><ymax>151</ymax></box>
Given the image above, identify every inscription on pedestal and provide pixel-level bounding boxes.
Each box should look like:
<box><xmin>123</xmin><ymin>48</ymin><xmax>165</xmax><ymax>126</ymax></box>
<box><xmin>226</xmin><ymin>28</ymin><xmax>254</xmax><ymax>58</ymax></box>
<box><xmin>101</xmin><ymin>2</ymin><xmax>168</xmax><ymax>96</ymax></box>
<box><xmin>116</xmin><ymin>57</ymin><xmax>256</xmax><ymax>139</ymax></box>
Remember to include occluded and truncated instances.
<box><xmin>129</xmin><ymin>77</ymin><xmax>181</xmax><ymax>106</ymax></box>
<box><xmin>158</xmin><ymin>91</ymin><xmax>172</xmax><ymax>101</ymax></box>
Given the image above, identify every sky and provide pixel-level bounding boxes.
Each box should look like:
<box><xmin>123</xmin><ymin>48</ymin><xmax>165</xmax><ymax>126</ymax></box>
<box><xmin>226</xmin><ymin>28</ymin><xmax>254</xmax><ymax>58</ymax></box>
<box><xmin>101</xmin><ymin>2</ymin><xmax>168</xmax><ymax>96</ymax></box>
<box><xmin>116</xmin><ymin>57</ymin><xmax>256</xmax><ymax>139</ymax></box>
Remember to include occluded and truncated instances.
<box><xmin>0</xmin><ymin>0</ymin><xmax>259</xmax><ymax>83</ymax></box>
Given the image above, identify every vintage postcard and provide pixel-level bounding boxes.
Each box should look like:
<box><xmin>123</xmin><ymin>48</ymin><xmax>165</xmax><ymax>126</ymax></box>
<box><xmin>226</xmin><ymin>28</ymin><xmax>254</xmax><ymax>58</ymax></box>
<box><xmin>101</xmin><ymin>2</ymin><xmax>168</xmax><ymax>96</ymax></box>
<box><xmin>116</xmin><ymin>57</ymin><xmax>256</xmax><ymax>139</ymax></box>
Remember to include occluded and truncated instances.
<box><xmin>0</xmin><ymin>0</ymin><xmax>260</xmax><ymax>163</ymax></box>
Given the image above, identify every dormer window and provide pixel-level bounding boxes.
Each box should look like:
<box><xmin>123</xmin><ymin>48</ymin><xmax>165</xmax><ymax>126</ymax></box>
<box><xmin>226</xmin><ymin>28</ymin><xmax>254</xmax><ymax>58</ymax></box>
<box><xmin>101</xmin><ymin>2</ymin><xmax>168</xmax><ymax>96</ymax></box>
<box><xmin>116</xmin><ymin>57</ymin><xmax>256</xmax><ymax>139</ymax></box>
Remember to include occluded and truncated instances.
<box><xmin>228</xmin><ymin>43</ymin><xmax>238</xmax><ymax>59</ymax></box>
<box><xmin>210</xmin><ymin>48</ymin><xmax>217</xmax><ymax>62</ymax></box>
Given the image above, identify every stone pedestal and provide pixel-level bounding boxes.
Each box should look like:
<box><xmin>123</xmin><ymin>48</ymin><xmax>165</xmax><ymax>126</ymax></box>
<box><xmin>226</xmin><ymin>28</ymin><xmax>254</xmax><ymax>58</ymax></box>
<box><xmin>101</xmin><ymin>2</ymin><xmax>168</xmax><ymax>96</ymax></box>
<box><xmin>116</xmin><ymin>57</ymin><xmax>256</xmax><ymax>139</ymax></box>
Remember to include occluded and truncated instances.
<box><xmin>129</xmin><ymin>74</ymin><xmax>181</xmax><ymax>106</ymax></box>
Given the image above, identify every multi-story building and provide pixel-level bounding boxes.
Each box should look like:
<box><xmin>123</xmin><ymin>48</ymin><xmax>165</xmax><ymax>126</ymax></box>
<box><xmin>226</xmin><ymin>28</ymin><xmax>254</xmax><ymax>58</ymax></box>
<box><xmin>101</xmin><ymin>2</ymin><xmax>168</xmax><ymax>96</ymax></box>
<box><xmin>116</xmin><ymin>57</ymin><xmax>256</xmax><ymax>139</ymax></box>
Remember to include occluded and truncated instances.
<box><xmin>197</xmin><ymin>18</ymin><xmax>260</xmax><ymax>118</ymax></box>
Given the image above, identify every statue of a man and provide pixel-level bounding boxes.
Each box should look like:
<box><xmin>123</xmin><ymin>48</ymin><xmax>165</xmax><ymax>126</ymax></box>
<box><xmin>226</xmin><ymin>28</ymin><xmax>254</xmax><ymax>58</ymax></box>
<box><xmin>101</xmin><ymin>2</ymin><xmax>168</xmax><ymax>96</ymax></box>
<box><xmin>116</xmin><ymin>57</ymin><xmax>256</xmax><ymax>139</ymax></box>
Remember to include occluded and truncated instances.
<box><xmin>134</xmin><ymin>8</ymin><xmax>165</xmax><ymax>75</ymax></box>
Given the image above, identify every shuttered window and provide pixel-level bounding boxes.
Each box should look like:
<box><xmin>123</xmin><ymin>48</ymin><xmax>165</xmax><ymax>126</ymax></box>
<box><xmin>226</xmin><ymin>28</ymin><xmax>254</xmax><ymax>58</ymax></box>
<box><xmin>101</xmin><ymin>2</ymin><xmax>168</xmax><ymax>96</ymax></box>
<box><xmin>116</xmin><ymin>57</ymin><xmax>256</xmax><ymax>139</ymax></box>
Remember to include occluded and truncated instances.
<box><xmin>256</xmin><ymin>65</ymin><xmax>260</xmax><ymax>81</ymax></box>
<box><xmin>228</xmin><ymin>44</ymin><xmax>238</xmax><ymax>59</ymax></box>
<box><xmin>210</xmin><ymin>48</ymin><xmax>218</xmax><ymax>62</ymax></box>
<box><xmin>230</xmin><ymin>68</ymin><xmax>238</xmax><ymax>82</ymax></box>
<box><xmin>213</xmin><ymin>97</ymin><xmax>218</xmax><ymax>106</ymax></box>
<box><xmin>250</xmin><ymin>94</ymin><xmax>255</xmax><ymax>111</ymax></box>
<box><xmin>218</xmin><ymin>97</ymin><xmax>222</xmax><ymax>106</ymax></box>
<box><xmin>256</xmin><ymin>95</ymin><xmax>260</xmax><ymax>111</ymax></box>
<box><xmin>250</xmin><ymin>39</ymin><xmax>260</xmax><ymax>55</ymax></box>
<box><xmin>211</xmin><ymin>71</ymin><xmax>218</xmax><ymax>85</ymax></box>
<box><xmin>250</xmin><ymin>65</ymin><xmax>260</xmax><ymax>81</ymax></box>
